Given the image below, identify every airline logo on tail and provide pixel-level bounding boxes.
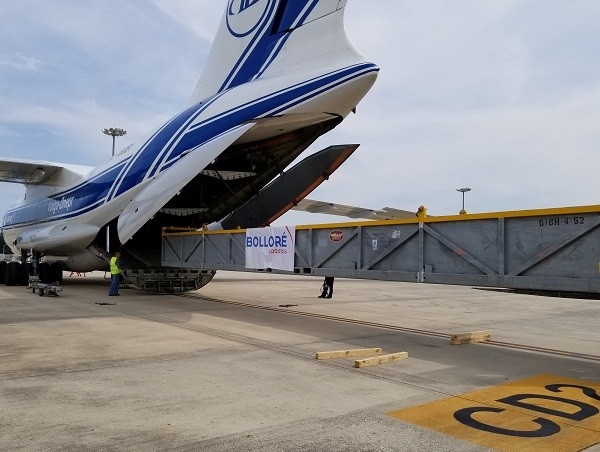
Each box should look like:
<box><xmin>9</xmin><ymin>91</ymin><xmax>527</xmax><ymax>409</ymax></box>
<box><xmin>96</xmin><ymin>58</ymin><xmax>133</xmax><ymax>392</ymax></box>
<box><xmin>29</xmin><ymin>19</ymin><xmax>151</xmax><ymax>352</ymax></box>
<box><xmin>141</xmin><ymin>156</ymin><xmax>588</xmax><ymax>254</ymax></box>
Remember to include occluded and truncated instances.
<box><xmin>227</xmin><ymin>0</ymin><xmax>271</xmax><ymax>37</ymax></box>
<box><xmin>229</xmin><ymin>0</ymin><xmax>261</xmax><ymax>14</ymax></box>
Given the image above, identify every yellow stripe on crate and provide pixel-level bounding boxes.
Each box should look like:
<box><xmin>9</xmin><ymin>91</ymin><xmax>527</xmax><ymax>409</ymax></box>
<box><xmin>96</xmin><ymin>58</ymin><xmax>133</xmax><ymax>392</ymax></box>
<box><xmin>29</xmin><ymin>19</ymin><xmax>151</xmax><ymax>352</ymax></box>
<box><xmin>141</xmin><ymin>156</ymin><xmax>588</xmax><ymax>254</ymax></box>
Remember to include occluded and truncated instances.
<box><xmin>388</xmin><ymin>375</ymin><xmax>600</xmax><ymax>452</ymax></box>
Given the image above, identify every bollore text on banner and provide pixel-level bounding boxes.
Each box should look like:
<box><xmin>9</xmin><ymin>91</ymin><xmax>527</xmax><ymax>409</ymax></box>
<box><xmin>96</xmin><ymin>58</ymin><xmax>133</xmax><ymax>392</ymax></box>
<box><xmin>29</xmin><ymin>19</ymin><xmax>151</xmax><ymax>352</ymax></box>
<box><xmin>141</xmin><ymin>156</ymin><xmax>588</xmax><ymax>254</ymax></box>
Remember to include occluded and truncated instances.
<box><xmin>245</xmin><ymin>226</ymin><xmax>295</xmax><ymax>271</ymax></box>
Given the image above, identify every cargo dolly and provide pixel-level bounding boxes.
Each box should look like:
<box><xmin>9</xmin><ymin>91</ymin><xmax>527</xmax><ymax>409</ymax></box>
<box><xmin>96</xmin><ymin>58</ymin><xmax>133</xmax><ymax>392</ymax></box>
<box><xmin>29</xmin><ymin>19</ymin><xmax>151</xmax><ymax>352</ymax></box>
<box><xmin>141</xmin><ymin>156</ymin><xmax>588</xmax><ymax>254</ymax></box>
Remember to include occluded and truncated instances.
<box><xmin>28</xmin><ymin>276</ymin><xmax>62</xmax><ymax>297</ymax></box>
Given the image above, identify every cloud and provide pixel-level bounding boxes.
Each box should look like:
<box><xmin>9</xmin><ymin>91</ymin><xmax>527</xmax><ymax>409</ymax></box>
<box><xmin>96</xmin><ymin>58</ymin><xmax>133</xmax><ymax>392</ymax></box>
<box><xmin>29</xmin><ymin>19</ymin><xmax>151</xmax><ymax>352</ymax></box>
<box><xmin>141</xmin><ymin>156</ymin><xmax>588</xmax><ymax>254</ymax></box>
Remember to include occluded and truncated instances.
<box><xmin>1</xmin><ymin>0</ymin><xmax>599</xmax><ymax>225</ymax></box>
<box><xmin>152</xmin><ymin>0</ymin><xmax>222</xmax><ymax>42</ymax></box>
<box><xmin>0</xmin><ymin>52</ymin><xmax>41</xmax><ymax>71</ymax></box>
<box><xmin>295</xmin><ymin>0</ymin><xmax>600</xmax><ymax>218</ymax></box>
<box><xmin>0</xmin><ymin>1</ymin><xmax>210</xmax><ymax>166</ymax></box>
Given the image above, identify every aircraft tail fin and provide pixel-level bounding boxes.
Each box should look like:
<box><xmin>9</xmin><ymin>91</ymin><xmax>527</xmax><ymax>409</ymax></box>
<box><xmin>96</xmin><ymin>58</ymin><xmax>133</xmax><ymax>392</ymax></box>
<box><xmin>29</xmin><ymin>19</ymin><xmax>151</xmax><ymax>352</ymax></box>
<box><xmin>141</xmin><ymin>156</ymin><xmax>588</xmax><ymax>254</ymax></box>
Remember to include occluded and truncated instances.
<box><xmin>191</xmin><ymin>0</ymin><xmax>356</xmax><ymax>103</ymax></box>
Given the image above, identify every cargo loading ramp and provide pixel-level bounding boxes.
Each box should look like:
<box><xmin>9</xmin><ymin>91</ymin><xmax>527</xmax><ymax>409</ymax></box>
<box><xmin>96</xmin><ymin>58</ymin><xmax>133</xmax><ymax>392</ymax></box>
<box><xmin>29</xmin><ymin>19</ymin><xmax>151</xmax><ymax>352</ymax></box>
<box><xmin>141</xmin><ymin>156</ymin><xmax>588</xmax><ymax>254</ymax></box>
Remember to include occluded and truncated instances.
<box><xmin>162</xmin><ymin>205</ymin><xmax>600</xmax><ymax>293</ymax></box>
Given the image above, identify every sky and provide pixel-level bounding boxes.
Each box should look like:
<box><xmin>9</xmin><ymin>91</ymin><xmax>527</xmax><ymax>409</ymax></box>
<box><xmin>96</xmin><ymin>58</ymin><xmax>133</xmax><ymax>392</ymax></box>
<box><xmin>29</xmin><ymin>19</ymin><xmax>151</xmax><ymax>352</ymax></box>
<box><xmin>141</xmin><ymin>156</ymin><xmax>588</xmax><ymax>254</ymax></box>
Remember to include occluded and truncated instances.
<box><xmin>1</xmin><ymin>0</ymin><xmax>599</xmax><ymax>226</ymax></box>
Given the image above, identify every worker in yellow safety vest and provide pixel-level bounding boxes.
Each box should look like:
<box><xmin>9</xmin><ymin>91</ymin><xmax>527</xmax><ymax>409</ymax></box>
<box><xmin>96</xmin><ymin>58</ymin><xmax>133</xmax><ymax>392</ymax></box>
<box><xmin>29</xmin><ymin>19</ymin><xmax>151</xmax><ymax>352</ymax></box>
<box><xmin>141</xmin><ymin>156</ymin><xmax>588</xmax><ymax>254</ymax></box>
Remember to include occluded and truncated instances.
<box><xmin>108</xmin><ymin>251</ymin><xmax>121</xmax><ymax>296</ymax></box>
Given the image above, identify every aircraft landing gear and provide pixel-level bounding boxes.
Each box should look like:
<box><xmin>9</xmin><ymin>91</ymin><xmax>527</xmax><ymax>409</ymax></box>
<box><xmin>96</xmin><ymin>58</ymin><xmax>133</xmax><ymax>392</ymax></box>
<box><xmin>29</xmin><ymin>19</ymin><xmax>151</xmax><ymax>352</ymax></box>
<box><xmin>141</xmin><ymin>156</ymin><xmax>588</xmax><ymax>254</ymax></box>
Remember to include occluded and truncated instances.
<box><xmin>25</xmin><ymin>250</ymin><xmax>64</xmax><ymax>285</ymax></box>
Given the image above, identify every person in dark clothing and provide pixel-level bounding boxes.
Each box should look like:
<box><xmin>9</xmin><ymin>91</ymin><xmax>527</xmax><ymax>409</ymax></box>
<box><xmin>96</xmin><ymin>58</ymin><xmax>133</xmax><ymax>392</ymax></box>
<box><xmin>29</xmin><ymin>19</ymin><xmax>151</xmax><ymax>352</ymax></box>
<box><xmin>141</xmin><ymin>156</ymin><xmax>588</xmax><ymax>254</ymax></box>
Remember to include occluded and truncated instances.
<box><xmin>318</xmin><ymin>276</ymin><xmax>334</xmax><ymax>298</ymax></box>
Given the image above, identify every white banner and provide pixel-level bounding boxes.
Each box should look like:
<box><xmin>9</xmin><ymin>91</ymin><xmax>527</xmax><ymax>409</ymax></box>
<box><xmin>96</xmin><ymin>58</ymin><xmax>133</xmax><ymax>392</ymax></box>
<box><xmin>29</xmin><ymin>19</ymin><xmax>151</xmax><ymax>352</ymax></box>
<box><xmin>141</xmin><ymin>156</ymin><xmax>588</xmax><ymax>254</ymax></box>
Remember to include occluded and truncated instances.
<box><xmin>245</xmin><ymin>226</ymin><xmax>295</xmax><ymax>271</ymax></box>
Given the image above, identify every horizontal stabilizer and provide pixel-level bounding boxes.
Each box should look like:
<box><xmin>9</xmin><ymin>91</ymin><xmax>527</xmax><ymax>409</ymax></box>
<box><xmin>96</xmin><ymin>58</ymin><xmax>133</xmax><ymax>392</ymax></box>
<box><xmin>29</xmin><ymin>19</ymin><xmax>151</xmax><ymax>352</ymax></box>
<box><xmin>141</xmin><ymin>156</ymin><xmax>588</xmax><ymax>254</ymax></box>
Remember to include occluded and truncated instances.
<box><xmin>220</xmin><ymin>144</ymin><xmax>358</xmax><ymax>229</ymax></box>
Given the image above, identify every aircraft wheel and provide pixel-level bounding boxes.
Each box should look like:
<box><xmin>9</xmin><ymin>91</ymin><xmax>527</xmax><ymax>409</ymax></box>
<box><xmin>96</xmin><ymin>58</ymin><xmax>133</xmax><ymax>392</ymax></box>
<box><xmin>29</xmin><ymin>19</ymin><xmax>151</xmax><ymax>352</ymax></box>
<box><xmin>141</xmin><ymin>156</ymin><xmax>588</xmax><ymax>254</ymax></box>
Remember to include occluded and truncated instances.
<box><xmin>50</xmin><ymin>262</ymin><xmax>63</xmax><ymax>285</ymax></box>
<box><xmin>19</xmin><ymin>262</ymin><xmax>32</xmax><ymax>286</ymax></box>
<box><xmin>39</xmin><ymin>262</ymin><xmax>51</xmax><ymax>284</ymax></box>
<box><xmin>0</xmin><ymin>261</ymin><xmax>6</xmax><ymax>284</ymax></box>
<box><xmin>6</xmin><ymin>262</ymin><xmax>20</xmax><ymax>286</ymax></box>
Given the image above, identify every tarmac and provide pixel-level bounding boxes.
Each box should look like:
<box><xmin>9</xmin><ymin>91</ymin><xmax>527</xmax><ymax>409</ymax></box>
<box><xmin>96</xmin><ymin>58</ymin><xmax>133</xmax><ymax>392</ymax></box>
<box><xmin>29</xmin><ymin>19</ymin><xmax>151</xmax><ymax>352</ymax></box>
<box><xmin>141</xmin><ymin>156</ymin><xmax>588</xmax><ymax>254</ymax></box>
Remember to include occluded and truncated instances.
<box><xmin>1</xmin><ymin>271</ymin><xmax>599</xmax><ymax>452</ymax></box>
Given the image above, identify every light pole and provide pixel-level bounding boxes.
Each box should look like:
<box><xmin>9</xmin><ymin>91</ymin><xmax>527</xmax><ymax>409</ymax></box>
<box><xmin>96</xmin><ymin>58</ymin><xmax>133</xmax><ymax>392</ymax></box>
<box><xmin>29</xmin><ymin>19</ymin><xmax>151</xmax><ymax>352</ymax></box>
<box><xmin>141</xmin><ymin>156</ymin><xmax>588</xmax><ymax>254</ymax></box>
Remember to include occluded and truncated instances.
<box><xmin>456</xmin><ymin>187</ymin><xmax>471</xmax><ymax>214</ymax></box>
<box><xmin>102</xmin><ymin>127</ymin><xmax>127</xmax><ymax>156</ymax></box>
<box><xmin>101</xmin><ymin>127</ymin><xmax>126</xmax><ymax>253</ymax></box>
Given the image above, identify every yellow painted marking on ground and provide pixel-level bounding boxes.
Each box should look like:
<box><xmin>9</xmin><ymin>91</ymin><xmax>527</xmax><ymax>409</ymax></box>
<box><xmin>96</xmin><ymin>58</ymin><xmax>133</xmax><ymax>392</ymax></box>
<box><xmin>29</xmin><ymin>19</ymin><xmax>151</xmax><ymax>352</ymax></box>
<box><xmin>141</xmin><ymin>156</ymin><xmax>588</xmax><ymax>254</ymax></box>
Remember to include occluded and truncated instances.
<box><xmin>388</xmin><ymin>375</ymin><xmax>600</xmax><ymax>452</ymax></box>
<box><xmin>354</xmin><ymin>352</ymin><xmax>408</xmax><ymax>368</ymax></box>
<box><xmin>451</xmin><ymin>330</ymin><xmax>491</xmax><ymax>345</ymax></box>
<box><xmin>315</xmin><ymin>348</ymin><xmax>382</xmax><ymax>360</ymax></box>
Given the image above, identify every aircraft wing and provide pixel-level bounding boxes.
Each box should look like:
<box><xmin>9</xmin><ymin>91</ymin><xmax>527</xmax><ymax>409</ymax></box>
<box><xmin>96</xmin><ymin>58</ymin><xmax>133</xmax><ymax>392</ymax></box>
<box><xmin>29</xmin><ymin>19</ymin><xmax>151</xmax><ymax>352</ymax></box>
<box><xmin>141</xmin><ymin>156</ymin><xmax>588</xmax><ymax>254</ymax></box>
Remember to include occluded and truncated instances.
<box><xmin>0</xmin><ymin>158</ymin><xmax>63</xmax><ymax>184</ymax></box>
<box><xmin>293</xmin><ymin>199</ymin><xmax>418</xmax><ymax>220</ymax></box>
<box><xmin>0</xmin><ymin>158</ymin><xmax>93</xmax><ymax>186</ymax></box>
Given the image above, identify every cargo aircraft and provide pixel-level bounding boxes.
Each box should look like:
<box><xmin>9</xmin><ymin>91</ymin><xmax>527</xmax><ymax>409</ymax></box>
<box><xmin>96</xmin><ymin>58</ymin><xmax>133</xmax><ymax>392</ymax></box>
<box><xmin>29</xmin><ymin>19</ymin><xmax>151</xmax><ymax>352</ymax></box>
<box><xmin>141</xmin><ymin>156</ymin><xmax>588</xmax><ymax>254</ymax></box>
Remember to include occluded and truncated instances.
<box><xmin>0</xmin><ymin>0</ymin><xmax>378</xmax><ymax>291</ymax></box>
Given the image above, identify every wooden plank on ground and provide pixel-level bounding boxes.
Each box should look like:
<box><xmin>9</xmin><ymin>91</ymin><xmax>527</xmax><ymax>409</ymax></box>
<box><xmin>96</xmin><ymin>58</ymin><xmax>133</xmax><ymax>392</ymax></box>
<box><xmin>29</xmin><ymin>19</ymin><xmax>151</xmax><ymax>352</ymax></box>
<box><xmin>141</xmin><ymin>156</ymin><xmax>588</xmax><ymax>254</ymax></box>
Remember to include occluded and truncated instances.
<box><xmin>450</xmin><ymin>330</ymin><xmax>491</xmax><ymax>345</ymax></box>
<box><xmin>315</xmin><ymin>348</ymin><xmax>382</xmax><ymax>360</ymax></box>
<box><xmin>354</xmin><ymin>352</ymin><xmax>408</xmax><ymax>368</ymax></box>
